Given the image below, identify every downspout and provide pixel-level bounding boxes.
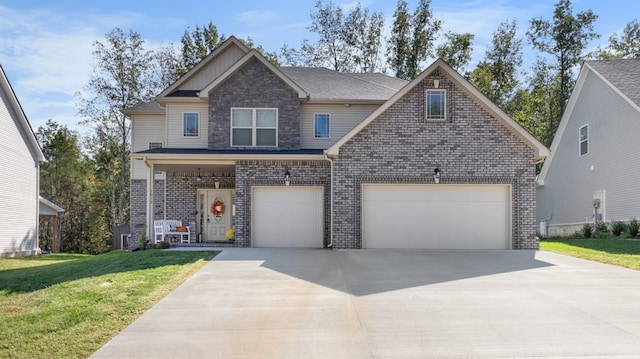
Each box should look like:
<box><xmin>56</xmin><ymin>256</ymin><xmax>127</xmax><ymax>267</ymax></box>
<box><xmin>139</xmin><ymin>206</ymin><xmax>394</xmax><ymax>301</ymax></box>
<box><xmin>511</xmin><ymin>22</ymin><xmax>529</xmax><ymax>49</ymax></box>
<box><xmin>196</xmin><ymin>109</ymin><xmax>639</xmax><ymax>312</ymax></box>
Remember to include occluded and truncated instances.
<box><xmin>324</xmin><ymin>152</ymin><xmax>334</xmax><ymax>248</ymax></box>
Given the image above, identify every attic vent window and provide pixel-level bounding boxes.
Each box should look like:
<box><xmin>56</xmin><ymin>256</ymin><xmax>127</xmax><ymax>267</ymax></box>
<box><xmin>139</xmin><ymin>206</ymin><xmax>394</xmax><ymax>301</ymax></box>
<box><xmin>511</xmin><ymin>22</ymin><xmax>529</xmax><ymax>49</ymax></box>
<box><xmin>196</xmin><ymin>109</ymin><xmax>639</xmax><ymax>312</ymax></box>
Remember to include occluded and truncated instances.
<box><xmin>579</xmin><ymin>124</ymin><xmax>588</xmax><ymax>156</ymax></box>
<box><xmin>426</xmin><ymin>89</ymin><xmax>446</xmax><ymax>120</ymax></box>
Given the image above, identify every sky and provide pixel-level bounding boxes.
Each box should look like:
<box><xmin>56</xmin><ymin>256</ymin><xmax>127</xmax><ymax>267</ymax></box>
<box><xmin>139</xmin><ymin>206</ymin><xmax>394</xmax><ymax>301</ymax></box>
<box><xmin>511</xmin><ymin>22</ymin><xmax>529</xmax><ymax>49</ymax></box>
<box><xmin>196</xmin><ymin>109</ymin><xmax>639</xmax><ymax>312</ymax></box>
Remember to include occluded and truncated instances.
<box><xmin>0</xmin><ymin>0</ymin><xmax>638</xmax><ymax>134</ymax></box>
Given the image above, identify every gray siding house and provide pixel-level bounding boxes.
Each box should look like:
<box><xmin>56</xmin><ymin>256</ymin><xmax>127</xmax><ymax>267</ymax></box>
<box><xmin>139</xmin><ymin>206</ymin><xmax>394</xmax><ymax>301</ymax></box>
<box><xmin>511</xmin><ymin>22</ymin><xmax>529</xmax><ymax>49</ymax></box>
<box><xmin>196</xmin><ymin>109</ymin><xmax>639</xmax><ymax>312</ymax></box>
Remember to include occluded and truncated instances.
<box><xmin>0</xmin><ymin>64</ymin><xmax>46</xmax><ymax>257</ymax></box>
<box><xmin>537</xmin><ymin>59</ymin><xmax>640</xmax><ymax>236</ymax></box>
<box><xmin>126</xmin><ymin>36</ymin><xmax>548</xmax><ymax>250</ymax></box>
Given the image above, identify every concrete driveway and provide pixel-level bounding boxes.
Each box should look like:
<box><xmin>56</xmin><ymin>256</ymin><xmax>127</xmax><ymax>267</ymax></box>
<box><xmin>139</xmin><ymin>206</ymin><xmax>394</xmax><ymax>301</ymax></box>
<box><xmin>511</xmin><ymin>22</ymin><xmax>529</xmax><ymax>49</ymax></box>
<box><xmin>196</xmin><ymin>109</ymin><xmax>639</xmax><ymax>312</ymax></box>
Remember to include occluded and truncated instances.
<box><xmin>91</xmin><ymin>248</ymin><xmax>640</xmax><ymax>358</ymax></box>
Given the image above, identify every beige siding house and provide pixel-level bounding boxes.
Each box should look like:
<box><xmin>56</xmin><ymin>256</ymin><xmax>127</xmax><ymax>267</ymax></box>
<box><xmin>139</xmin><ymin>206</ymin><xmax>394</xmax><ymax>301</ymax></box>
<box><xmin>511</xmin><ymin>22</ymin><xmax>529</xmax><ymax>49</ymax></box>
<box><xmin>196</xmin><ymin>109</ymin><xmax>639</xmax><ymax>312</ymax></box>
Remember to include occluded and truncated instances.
<box><xmin>0</xmin><ymin>64</ymin><xmax>45</xmax><ymax>257</ymax></box>
<box><xmin>537</xmin><ymin>59</ymin><xmax>640</xmax><ymax>236</ymax></box>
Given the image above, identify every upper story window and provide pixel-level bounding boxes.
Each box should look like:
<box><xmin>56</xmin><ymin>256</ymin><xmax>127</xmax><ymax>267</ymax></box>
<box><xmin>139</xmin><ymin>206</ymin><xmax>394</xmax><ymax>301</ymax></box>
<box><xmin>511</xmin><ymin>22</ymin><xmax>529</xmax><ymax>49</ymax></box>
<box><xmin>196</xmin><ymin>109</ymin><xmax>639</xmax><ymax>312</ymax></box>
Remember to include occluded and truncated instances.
<box><xmin>579</xmin><ymin>124</ymin><xmax>588</xmax><ymax>156</ymax></box>
<box><xmin>231</xmin><ymin>108</ymin><xmax>277</xmax><ymax>147</ymax></box>
<box><xmin>183</xmin><ymin>113</ymin><xmax>199</xmax><ymax>137</ymax></box>
<box><xmin>426</xmin><ymin>90</ymin><xmax>446</xmax><ymax>120</ymax></box>
<box><xmin>314</xmin><ymin>113</ymin><xmax>330</xmax><ymax>139</ymax></box>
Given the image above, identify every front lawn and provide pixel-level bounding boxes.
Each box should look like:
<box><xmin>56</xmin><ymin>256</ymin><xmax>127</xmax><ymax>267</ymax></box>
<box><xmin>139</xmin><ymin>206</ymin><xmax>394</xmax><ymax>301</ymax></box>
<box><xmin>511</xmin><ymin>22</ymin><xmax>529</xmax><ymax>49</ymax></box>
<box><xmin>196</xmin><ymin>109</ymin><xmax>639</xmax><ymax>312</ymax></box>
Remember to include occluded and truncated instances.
<box><xmin>0</xmin><ymin>250</ymin><xmax>217</xmax><ymax>359</ymax></box>
<box><xmin>540</xmin><ymin>238</ymin><xmax>640</xmax><ymax>270</ymax></box>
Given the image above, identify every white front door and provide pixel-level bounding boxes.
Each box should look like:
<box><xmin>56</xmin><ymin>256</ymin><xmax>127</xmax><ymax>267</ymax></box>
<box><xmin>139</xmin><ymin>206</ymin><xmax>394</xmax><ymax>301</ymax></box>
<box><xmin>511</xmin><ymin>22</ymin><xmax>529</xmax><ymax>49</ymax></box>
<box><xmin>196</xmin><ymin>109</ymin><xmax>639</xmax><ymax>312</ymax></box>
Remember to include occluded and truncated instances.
<box><xmin>198</xmin><ymin>189</ymin><xmax>233</xmax><ymax>242</ymax></box>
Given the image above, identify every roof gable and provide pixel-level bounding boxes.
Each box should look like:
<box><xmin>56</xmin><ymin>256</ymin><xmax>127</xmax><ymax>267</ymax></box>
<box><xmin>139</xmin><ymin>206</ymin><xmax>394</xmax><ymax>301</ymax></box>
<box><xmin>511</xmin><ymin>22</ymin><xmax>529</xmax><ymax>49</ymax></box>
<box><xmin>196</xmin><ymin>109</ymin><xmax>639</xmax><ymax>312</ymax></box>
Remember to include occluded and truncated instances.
<box><xmin>0</xmin><ymin>64</ymin><xmax>45</xmax><ymax>162</ymax></box>
<box><xmin>326</xmin><ymin>59</ymin><xmax>549</xmax><ymax>161</ymax></box>
<box><xmin>199</xmin><ymin>50</ymin><xmax>308</xmax><ymax>99</ymax></box>
<box><xmin>157</xmin><ymin>36</ymin><xmax>250</xmax><ymax>98</ymax></box>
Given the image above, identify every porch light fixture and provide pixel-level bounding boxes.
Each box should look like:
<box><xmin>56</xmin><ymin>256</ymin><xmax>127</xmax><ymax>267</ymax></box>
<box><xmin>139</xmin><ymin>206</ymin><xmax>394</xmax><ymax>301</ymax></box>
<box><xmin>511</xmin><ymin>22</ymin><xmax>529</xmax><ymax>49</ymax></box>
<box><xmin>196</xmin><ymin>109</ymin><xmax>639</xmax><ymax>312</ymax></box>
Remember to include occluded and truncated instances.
<box><xmin>433</xmin><ymin>168</ymin><xmax>441</xmax><ymax>184</ymax></box>
<box><xmin>196</xmin><ymin>168</ymin><xmax>202</xmax><ymax>182</ymax></box>
<box><xmin>284</xmin><ymin>170</ymin><xmax>291</xmax><ymax>186</ymax></box>
<box><xmin>214</xmin><ymin>181</ymin><xmax>220</xmax><ymax>189</ymax></box>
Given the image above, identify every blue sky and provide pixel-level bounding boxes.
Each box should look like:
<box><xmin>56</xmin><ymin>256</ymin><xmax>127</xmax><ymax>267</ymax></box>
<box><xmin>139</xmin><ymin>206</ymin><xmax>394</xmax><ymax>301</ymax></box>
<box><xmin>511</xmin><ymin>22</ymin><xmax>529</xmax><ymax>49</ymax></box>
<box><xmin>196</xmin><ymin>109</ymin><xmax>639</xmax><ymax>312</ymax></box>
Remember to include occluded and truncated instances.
<box><xmin>0</xmin><ymin>0</ymin><xmax>638</xmax><ymax>133</ymax></box>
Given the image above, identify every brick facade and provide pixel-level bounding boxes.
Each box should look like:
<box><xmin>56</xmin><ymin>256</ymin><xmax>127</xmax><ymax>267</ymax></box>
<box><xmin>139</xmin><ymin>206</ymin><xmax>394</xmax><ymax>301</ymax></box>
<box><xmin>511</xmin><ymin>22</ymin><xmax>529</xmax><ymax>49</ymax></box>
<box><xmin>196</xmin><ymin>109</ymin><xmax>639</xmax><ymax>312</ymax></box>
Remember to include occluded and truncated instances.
<box><xmin>130</xmin><ymin>178</ymin><xmax>165</xmax><ymax>248</ymax></box>
<box><xmin>208</xmin><ymin>58</ymin><xmax>301</xmax><ymax>150</ymax></box>
<box><xmin>331</xmin><ymin>70</ymin><xmax>538</xmax><ymax>249</ymax></box>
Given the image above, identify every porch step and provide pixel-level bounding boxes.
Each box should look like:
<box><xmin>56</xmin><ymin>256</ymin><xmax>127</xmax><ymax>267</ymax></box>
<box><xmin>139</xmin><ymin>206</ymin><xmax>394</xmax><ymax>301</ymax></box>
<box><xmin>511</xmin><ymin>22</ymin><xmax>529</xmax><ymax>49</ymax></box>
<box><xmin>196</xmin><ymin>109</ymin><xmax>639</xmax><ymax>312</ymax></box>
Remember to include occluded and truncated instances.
<box><xmin>172</xmin><ymin>241</ymin><xmax>236</xmax><ymax>248</ymax></box>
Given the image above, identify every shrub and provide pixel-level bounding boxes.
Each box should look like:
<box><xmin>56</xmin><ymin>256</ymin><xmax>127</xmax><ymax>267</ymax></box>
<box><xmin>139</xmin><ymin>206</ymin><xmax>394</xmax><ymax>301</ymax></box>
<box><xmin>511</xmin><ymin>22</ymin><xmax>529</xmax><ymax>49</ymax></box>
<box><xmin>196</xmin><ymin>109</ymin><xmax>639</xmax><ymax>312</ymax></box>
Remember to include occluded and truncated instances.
<box><xmin>157</xmin><ymin>241</ymin><xmax>170</xmax><ymax>249</ymax></box>
<box><xmin>582</xmin><ymin>223</ymin><xmax>593</xmax><ymax>238</ymax></box>
<box><xmin>629</xmin><ymin>218</ymin><xmax>639</xmax><ymax>237</ymax></box>
<box><xmin>611</xmin><ymin>220</ymin><xmax>627</xmax><ymax>236</ymax></box>
<box><xmin>138</xmin><ymin>228</ymin><xmax>148</xmax><ymax>250</ymax></box>
<box><xmin>596</xmin><ymin>221</ymin><xmax>609</xmax><ymax>234</ymax></box>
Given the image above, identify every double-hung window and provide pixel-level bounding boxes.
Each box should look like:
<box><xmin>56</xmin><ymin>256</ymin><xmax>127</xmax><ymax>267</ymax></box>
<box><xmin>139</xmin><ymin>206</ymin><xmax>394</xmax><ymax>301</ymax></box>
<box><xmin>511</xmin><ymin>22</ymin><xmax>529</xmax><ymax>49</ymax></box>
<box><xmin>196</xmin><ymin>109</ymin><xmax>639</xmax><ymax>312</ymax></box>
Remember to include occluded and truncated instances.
<box><xmin>314</xmin><ymin>113</ymin><xmax>330</xmax><ymax>139</ymax></box>
<box><xmin>579</xmin><ymin>124</ymin><xmax>588</xmax><ymax>156</ymax></box>
<box><xmin>426</xmin><ymin>90</ymin><xmax>446</xmax><ymax>120</ymax></box>
<box><xmin>183</xmin><ymin>113</ymin><xmax>199</xmax><ymax>137</ymax></box>
<box><xmin>231</xmin><ymin>108</ymin><xmax>277</xmax><ymax>147</ymax></box>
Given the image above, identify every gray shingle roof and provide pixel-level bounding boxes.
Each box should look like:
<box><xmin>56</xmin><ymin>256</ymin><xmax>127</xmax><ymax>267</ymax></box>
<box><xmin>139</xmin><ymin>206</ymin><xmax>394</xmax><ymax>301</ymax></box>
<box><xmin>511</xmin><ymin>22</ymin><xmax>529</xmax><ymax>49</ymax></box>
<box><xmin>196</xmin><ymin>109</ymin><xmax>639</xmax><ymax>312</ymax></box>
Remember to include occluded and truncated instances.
<box><xmin>125</xmin><ymin>101</ymin><xmax>163</xmax><ymax>112</ymax></box>
<box><xmin>279</xmin><ymin>67</ymin><xmax>408</xmax><ymax>101</ymax></box>
<box><xmin>586</xmin><ymin>59</ymin><xmax>640</xmax><ymax>107</ymax></box>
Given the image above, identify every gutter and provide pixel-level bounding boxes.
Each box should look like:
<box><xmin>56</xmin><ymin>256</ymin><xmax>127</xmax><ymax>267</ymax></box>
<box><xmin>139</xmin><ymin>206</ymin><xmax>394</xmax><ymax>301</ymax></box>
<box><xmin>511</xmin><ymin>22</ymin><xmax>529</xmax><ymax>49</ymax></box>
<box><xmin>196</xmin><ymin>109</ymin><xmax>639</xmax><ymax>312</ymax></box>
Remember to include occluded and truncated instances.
<box><xmin>324</xmin><ymin>151</ymin><xmax>334</xmax><ymax>248</ymax></box>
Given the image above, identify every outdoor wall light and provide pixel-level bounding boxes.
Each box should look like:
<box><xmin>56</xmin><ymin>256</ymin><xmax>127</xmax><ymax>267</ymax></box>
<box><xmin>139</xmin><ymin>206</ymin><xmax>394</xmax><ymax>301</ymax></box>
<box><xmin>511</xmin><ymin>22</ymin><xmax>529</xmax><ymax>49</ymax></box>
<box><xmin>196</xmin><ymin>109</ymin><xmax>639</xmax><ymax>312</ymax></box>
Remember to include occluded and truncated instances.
<box><xmin>196</xmin><ymin>168</ymin><xmax>202</xmax><ymax>182</ymax></box>
<box><xmin>214</xmin><ymin>181</ymin><xmax>220</xmax><ymax>189</ymax></box>
<box><xmin>284</xmin><ymin>170</ymin><xmax>291</xmax><ymax>186</ymax></box>
<box><xmin>433</xmin><ymin>168</ymin><xmax>441</xmax><ymax>184</ymax></box>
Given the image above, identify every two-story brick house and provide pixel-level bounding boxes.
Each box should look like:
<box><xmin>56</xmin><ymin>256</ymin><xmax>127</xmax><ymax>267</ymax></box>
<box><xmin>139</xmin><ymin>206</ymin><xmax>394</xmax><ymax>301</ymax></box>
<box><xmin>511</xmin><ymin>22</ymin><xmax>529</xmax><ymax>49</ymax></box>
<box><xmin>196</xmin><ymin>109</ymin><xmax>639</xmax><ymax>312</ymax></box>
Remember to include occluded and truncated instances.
<box><xmin>126</xmin><ymin>36</ymin><xmax>548</xmax><ymax>250</ymax></box>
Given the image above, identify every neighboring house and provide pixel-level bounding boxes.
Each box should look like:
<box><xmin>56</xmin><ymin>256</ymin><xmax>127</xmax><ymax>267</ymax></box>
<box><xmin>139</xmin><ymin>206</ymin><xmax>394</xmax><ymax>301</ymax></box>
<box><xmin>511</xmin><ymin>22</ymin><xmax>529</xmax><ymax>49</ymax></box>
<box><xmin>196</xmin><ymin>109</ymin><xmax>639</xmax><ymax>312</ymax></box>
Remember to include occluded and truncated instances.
<box><xmin>126</xmin><ymin>36</ymin><xmax>548</xmax><ymax>250</ymax></box>
<box><xmin>537</xmin><ymin>59</ymin><xmax>640</xmax><ymax>237</ymax></box>
<box><xmin>0</xmin><ymin>64</ymin><xmax>46</xmax><ymax>257</ymax></box>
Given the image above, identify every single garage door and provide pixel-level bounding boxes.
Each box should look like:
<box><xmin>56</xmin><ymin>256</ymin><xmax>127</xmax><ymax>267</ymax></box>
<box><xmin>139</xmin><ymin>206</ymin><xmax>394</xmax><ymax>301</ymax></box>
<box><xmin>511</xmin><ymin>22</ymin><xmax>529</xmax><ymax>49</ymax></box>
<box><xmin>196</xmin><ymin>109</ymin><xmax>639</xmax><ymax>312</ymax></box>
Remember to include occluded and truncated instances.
<box><xmin>362</xmin><ymin>184</ymin><xmax>511</xmax><ymax>249</ymax></box>
<box><xmin>252</xmin><ymin>186</ymin><xmax>324</xmax><ymax>248</ymax></box>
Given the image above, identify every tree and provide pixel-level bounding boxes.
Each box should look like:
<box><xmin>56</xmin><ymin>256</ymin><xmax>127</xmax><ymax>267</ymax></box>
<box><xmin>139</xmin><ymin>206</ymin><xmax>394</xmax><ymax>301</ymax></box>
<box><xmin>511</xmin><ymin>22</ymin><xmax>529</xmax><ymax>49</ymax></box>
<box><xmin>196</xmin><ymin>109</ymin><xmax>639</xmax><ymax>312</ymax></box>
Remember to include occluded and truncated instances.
<box><xmin>436</xmin><ymin>32</ymin><xmax>474</xmax><ymax>72</ymax></box>
<box><xmin>469</xmin><ymin>20</ymin><xmax>522</xmax><ymax>108</ymax></box>
<box><xmin>179</xmin><ymin>21</ymin><xmax>223</xmax><ymax>76</ymax></box>
<box><xmin>527</xmin><ymin>0</ymin><xmax>599</xmax><ymax>131</ymax></box>
<box><xmin>77</xmin><ymin>28</ymin><xmax>157</xmax><ymax>235</ymax></box>
<box><xmin>387</xmin><ymin>0</ymin><xmax>442</xmax><ymax>80</ymax></box>
<box><xmin>590</xmin><ymin>19</ymin><xmax>640</xmax><ymax>59</ymax></box>
<box><xmin>342</xmin><ymin>3</ymin><xmax>385</xmax><ymax>72</ymax></box>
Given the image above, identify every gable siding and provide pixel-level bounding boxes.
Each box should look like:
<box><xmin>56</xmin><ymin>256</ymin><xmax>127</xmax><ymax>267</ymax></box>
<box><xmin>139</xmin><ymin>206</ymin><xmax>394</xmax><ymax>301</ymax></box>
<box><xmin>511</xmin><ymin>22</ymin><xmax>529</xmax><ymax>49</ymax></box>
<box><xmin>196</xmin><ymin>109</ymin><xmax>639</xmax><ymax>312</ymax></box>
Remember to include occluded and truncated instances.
<box><xmin>131</xmin><ymin>115</ymin><xmax>166</xmax><ymax>180</ymax></box>
<box><xmin>181</xmin><ymin>46</ymin><xmax>246</xmax><ymax>90</ymax></box>
<box><xmin>299</xmin><ymin>104</ymin><xmax>378</xmax><ymax>149</ymax></box>
<box><xmin>208</xmin><ymin>58</ymin><xmax>300</xmax><ymax>150</ymax></box>
<box><xmin>537</xmin><ymin>70</ymin><xmax>640</xmax><ymax>228</ymax></box>
<box><xmin>166</xmin><ymin>103</ymin><xmax>209</xmax><ymax>148</ymax></box>
<box><xmin>331</xmin><ymin>70</ymin><xmax>537</xmax><ymax>249</ymax></box>
<box><xmin>0</xmin><ymin>85</ymin><xmax>39</xmax><ymax>256</ymax></box>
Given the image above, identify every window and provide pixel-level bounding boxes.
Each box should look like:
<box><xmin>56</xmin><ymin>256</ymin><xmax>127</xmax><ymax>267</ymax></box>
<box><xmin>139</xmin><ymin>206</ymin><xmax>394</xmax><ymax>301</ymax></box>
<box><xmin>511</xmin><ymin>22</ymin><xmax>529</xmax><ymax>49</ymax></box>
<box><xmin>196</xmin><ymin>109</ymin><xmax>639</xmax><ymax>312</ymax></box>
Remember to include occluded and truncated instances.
<box><xmin>579</xmin><ymin>125</ymin><xmax>588</xmax><ymax>156</ymax></box>
<box><xmin>149</xmin><ymin>143</ymin><xmax>163</xmax><ymax>174</ymax></box>
<box><xmin>231</xmin><ymin>108</ymin><xmax>277</xmax><ymax>146</ymax></box>
<box><xmin>314</xmin><ymin>113</ymin><xmax>330</xmax><ymax>139</ymax></box>
<box><xmin>426</xmin><ymin>90</ymin><xmax>446</xmax><ymax>120</ymax></box>
<box><xmin>183</xmin><ymin>113</ymin><xmax>199</xmax><ymax>137</ymax></box>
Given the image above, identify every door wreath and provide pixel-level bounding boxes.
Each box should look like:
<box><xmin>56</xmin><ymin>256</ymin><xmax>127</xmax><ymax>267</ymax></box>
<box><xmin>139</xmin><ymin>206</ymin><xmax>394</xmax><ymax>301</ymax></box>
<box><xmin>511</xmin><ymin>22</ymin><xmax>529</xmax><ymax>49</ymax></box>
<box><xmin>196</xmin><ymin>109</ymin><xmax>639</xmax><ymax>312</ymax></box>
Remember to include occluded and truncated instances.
<box><xmin>211</xmin><ymin>200</ymin><xmax>225</xmax><ymax>217</ymax></box>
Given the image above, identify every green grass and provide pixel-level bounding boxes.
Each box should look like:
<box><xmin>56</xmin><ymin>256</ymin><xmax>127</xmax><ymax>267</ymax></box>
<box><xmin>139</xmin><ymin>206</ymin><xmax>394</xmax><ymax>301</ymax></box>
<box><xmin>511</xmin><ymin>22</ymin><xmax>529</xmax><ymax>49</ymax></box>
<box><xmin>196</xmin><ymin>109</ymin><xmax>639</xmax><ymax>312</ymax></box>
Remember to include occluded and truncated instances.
<box><xmin>541</xmin><ymin>238</ymin><xmax>640</xmax><ymax>270</ymax></box>
<box><xmin>0</xmin><ymin>250</ymin><xmax>217</xmax><ymax>359</ymax></box>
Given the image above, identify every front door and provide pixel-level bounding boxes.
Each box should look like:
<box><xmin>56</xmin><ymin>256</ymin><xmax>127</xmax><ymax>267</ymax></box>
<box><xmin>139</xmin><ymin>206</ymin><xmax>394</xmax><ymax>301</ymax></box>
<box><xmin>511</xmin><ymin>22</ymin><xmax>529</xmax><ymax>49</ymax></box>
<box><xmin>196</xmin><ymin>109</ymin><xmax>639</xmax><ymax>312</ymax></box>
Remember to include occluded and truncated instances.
<box><xmin>198</xmin><ymin>189</ymin><xmax>233</xmax><ymax>242</ymax></box>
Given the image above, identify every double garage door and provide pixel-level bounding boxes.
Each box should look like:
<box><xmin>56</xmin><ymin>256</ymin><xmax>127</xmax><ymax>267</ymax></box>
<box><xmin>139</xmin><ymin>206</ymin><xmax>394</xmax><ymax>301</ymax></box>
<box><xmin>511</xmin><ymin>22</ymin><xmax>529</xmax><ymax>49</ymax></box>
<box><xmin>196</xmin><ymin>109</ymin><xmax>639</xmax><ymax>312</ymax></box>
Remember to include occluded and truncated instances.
<box><xmin>252</xmin><ymin>184</ymin><xmax>511</xmax><ymax>249</ymax></box>
<box><xmin>362</xmin><ymin>184</ymin><xmax>511</xmax><ymax>249</ymax></box>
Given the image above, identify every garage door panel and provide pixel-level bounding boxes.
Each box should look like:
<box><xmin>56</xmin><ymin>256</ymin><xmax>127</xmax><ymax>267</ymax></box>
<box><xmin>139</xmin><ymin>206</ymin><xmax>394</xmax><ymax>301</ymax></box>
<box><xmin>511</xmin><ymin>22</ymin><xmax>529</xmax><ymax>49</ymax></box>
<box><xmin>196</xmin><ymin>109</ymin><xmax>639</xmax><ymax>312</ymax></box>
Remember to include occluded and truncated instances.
<box><xmin>362</xmin><ymin>184</ymin><xmax>510</xmax><ymax>249</ymax></box>
<box><xmin>253</xmin><ymin>187</ymin><xmax>323</xmax><ymax>248</ymax></box>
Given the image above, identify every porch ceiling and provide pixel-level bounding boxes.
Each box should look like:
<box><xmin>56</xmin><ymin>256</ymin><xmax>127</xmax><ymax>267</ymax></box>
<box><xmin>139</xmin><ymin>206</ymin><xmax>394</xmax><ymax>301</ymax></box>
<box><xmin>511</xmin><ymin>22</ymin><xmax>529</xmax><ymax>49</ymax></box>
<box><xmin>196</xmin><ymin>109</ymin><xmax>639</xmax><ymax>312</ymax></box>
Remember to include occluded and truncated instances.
<box><xmin>153</xmin><ymin>163</ymin><xmax>235</xmax><ymax>174</ymax></box>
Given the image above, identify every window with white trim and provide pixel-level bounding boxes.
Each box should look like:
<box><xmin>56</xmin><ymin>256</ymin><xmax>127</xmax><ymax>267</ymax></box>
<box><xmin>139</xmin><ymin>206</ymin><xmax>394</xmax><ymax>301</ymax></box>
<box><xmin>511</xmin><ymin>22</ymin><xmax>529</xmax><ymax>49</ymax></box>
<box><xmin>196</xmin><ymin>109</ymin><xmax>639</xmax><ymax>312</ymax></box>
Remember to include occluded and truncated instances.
<box><xmin>579</xmin><ymin>124</ymin><xmax>588</xmax><ymax>156</ymax></box>
<box><xmin>426</xmin><ymin>90</ymin><xmax>446</xmax><ymax>120</ymax></box>
<box><xmin>183</xmin><ymin>113</ymin><xmax>199</xmax><ymax>137</ymax></box>
<box><xmin>314</xmin><ymin>113</ymin><xmax>330</xmax><ymax>139</ymax></box>
<box><xmin>231</xmin><ymin>108</ymin><xmax>277</xmax><ymax>146</ymax></box>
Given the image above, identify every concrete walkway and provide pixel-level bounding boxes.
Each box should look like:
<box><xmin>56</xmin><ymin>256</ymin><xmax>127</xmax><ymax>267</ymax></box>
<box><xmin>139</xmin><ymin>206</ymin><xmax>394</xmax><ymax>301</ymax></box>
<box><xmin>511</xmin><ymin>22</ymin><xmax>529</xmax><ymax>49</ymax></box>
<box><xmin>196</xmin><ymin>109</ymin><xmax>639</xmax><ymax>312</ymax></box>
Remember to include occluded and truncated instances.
<box><xmin>91</xmin><ymin>248</ymin><xmax>640</xmax><ymax>358</ymax></box>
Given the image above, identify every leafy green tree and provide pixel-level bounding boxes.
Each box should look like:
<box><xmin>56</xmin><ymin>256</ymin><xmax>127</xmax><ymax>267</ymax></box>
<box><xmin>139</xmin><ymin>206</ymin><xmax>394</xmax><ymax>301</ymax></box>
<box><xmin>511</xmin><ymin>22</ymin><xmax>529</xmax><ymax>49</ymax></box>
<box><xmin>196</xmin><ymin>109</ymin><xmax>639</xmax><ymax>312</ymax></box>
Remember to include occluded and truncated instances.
<box><xmin>387</xmin><ymin>0</ymin><xmax>441</xmax><ymax>80</ymax></box>
<box><xmin>590</xmin><ymin>19</ymin><xmax>640</xmax><ymax>59</ymax></box>
<box><xmin>342</xmin><ymin>3</ymin><xmax>385</xmax><ymax>72</ymax></box>
<box><xmin>469</xmin><ymin>20</ymin><xmax>522</xmax><ymax>108</ymax></box>
<box><xmin>436</xmin><ymin>32</ymin><xmax>474</xmax><ymax>72</ymax></box>
<box><xmin>77</xmin><ymin>28</ymin><xmax>157</xmax><ymax>236</ymax></box>
<box><xmin>179</xmin><ymin>21</ymin><xmax>223</xmax><ymax>76</ymax></box>
<box><xmin>527</xmin><ymin>0</ymin><xmax>599</xmax><ymax>135</ymax></box>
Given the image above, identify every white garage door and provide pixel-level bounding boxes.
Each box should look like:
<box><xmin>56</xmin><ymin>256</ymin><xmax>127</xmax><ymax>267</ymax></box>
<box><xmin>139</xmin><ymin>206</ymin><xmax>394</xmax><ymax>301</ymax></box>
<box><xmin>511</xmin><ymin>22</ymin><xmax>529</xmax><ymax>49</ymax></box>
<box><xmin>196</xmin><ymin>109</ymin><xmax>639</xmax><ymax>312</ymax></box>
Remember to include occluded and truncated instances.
<box><xmin>253</xmin><ymin>186</ymin><xmax>324</xmax><ymax>248</ymax></box>
<box><xmin>362</xmin><ymin>184</ymin><xmax>511</xmax><ymax>249</ymax></box>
